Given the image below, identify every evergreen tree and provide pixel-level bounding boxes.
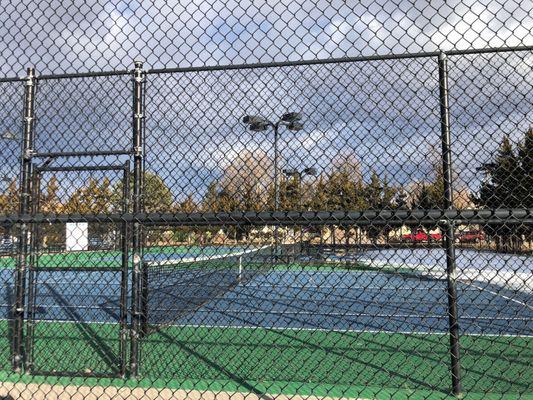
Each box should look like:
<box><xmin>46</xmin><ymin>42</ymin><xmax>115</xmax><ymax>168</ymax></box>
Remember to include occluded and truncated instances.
<box><xmin>475</xmin><ymin>136</ymin><xmax>520</xmax><ymax>209</ymax></box>
<box><xmin>309</xmin><ymin>175</ymin><xmax>329</xmax><ymax>210</ymax></box>
<box><xmin>0</xmin><ymin>178</ymin><xmax>18</xmax><ymax>214</ymax></box>
<box><xmin>517</xmin><ymin>127</ymin><xmax>533</xmax><ymax>208</ymax></box>
<box><xmin>279</xmin><ymin>173</ymin><xmax>302</xmax><ymax>211</ymax></box>
<box><xmin>323</xmin><ymin>155</ymin><xmax>365</xmax><ymax>210</ymax></box>
<box><xmin>64</xmin><ymin>177</ymin><xmax>113</xmax><ymax>214</ymax></box>
<box><xmin>113</xmin><ymin>171</ymin><xmax>175</xmax><ymax>213</ymax></box>
<box><xmin>39</xmin><ymin>175</ymin><xmax>61</xmax><ymax>213</ymax></box>
<box><xmin>363</xmin><ymin>171</ymin><xmax>397</xmax><ymax>242</ymax></box>
<box><xmin>179</xmin><ymin>193</ymin><xmax>197</xmax><ymax>213</ymax></box>
<box><xmin>202</xmin><ymin>181</ymin><xmax>220</xmax><ymax>211</ymax></box>
<box><xmin>64</xmin><ymin>177</ymin><xmax>115</xmax><ymax>243</ymax></box>
<box><xmin>38</xmin><ymin>176</ymin><xmax>64</xmax><ymax>248</ymax></box>
<box><xmin>474</xmin><ymin>130</ymin><xmax>531</xmax><ymax>250</ymax></box>
<box><xmin>411</xmin><ymin>161</ymin><xmax>445</xmax><ymax>209</ymax></box>
<box><xmin>0</xmin><ymin>178</ymin><xmax>19</xmax><ymax>238</ymax></box>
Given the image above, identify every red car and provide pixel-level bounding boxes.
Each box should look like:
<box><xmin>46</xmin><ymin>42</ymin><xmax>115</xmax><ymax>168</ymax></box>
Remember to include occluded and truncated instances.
<box><xmin>402</xmin><ymin>230</ymin><xmax>442</xmax><ymax>242</ymax></box>
<box><xmin>457</xmin><ymin>230</ymin><xmax>485</xmax><ymax>243</ymax></box>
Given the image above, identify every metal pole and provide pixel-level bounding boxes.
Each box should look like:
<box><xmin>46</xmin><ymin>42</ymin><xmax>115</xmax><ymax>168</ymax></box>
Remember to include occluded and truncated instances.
<box><xmin>130</xmin><ymin>60</ymin><xmax>144</xmax><ymax>376</ymax></box>
<box><xmin>438</xmin><ymin>51</ymin><xmax>462</xmax><ymax>397</ymax></box>
<box><xmin>13</xmin><ymin>67</ymin><xmax>36</xmax><ymax>372</ymax></box>
<box><xmin>273</xmin><ymin>123</ymin><xmax>279</xmax><ymax>260</ymax></box>
<box><xmin>24</xmin><ymin>169</ymin><xmax>40</xmax><ymax>372</ymax></box>
<box><xmin>297</xmin><ymin>172</ymin><xmax>303</xmax><ymax>254</ymax></box>
<box><xmin>119</xmin><ymin>163</ymin><xmax>130</xmax><ymax>378</ymax></box>
<box><xmin>274</xmin><ymin>124</ymin><xmax>279</xmax><ymax>212</ymax></box>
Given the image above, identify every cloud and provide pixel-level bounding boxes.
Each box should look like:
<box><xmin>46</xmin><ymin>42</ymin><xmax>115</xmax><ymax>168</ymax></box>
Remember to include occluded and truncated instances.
<box><xmin>0</xmin><ymin>0</ymin><xmax>531</xmax><ymax>201</ymax></box>
<box><xmin>0</xmin><ymin>0</ymin><xmax>531</xmax><ymax>75</ymax></box>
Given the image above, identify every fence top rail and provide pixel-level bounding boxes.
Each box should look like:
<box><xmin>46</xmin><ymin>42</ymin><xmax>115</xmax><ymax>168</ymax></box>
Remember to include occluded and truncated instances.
<box><xmin>35</xmin><ymin>164</ymin><xmax>129</xmax><ymax>173</ymax></box>
<box><xmin>33</xmin><ymin>150</ymin><xmax>134</xmax><ymax>159</ymax></box>
<box><xmin>0</xmin><ymin>76</ymin><xmax>26</xmax><ymax>83</ymax></box>
<box><xmin>0</xmin><ymin>45</ymin><xmax>531</xmax><ymax>83</ymax></box>
<box><xmin>147</xmin><ymin>45</ymin><xmax>533</xmax><ymax>75</ymax></box>
<box><xmin>37</xmin><ymin>69</ymin><xmax>131</xmax><ymax>81</ymax></box>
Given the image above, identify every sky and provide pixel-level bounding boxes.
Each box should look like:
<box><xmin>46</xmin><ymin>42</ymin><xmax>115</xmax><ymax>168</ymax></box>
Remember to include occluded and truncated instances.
<box><xmin>0</xmin><ymin>0</ymin><xmax>531</xmax><ymax>205</ymax></box>
<box><xmin>0</xmin><ymin>0</ymin><xmax>531</xmax><ymax>75</ymax></box>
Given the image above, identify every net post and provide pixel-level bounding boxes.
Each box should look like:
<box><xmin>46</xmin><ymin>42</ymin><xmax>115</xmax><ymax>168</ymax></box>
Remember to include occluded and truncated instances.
<box><xmin>438</xmin><ymin>51</ymin><xmax>462</xmax><ymax>397</ymax></box>
<box><xmin>130</xmin><ymin>60</ymin><xmax>145</xmax><ymax>377</ymax></box>
<box><xmin>13</xmin><ymin>67</ymin><xmax>36</xmax><ymax>372</ymax></box>
<box><xmin>238</xmin><ymin>256</ymin><xmax>242</xmax><ymax>283</ymax></box>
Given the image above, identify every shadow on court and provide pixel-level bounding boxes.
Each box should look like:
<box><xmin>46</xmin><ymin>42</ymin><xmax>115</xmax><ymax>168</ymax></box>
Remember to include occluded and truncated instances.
<box><xmin>28</xmin><ymin>283</ymin><xmax>121</xmax><ymax>375</ymax></box>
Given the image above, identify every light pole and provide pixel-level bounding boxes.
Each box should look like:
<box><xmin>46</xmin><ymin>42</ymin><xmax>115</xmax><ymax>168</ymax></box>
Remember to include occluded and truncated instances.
<box><xmin>241</xmin><ymin>112</ymin><xmax>304</xmax><ymax>254</ymax></box>
<box><xmin>1</xmin><ymin>174</ymin><xmax>13</xmax><ymax>190</ymax></box>
<box><xmin>282</xmin><ymin>167</ymin><xmax>317</xmax><ymax>256</ymax></box>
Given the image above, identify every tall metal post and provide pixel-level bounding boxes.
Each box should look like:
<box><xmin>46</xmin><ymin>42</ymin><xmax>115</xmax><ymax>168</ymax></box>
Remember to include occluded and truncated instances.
<box><xmin>24</xmin><ymin>168</ymin><xmax>40</xmax><ymax>372</ymax></box>
<box><xmin>13</xmin><ymin>67</ymin><xmax>36</xmax><ymax>372</ymax></box>
<box><xmin>130</xmin><ymin>60</ymin><xmax>145</xmax><ymax>376</ymax></box>
<box><xmin>119</xmin><ymin>162</ymin><xmax>130</xmax><ymax>378</ymax></box>
<box><xmin>274</xmin><ymin>123</ymin><xmax>279</xmax><ymax>212</ymax></box>
<box><xmin>273</xmin><ymin>123</ymin><xmax>279</xmax><ymax>258</ymax></box>
<box><xmin>438</xmin><ymin>52</ymin><xmax>462</xmax><ymax>397</ymax></box>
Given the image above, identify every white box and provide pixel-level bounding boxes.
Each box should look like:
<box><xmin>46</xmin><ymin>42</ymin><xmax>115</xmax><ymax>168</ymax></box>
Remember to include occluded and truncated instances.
<box><xmin>65</xmin><ymin>222</ymin><xmax>89</xmax><ymax>251</ymax></box>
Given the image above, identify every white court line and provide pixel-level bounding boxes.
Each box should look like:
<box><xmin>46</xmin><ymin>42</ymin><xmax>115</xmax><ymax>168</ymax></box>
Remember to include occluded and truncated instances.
<box><xmin>1</xmin><ymin>317</ymin><xmax>529</xmax><ymax>338</ymax></box>
<box><xmin>143</xmin><ymin>309</ymin><xmax>533</xmax><ymax>321</ymax></box>
<box><xmin>30</xmin><ymin>283</ymin><xmax>444</xmax><ymax>290</ymax></box>
<box><xmin>8</xmin><ymin>304</ymin><xmax>528</xmax><ymax>322</ymax></box>
<box><xmin>459</xmin><ymin>279</ymin><xmax>533</xmax><ymax>310</ymax></box>
<box><xmin>359</xmin><ymin>259</ymin><xmax>533</xmax><ymax>308</ymax></box>
<box><xmin>165</xmin><ymin>323</ymin><xmax>533</xmax><ymax>338</ymax></box>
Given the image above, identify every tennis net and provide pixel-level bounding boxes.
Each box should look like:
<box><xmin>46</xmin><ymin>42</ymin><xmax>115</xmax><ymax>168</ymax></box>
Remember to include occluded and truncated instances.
<box><xmin>142</xmin><ymin>245</ymin><xmax>274</xmax><ymax>332</ymax></box>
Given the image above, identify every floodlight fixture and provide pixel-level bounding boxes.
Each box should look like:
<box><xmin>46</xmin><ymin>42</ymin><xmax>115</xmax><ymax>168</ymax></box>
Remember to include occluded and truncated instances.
<box><xmin>476</xmin><ymin>162</ymin><xmax>497</xmax><ymax>172</ymax></box>
<box><xmin>282</xmin><ymin>168</ymin><xmax>298</xmax><ymax>176</ymax></box>
<box><xmin>287</xmin><ymin>121</ymin><xmax>304</xmax><ymax>131</ymax></box>
<box><xmin>303</xmin><ymin>167</ymin><xmax>317</xmax><ymax>176</ymax></box>
<box><xmin>242</xmin><ymin>115</ymin><xmax>268</xmax><ymax>125</ymax></box>
<box><xmin>281</xmin><ymin>112</ymin><xmax>302</xmax><ymax>123</ymax></box>
<box><xmin>1</xmin><ymin>131</ymin><xmax>18</xmax><ymax>140</ymax></box>
<box><xmin>249</xmin><ymin>122</ymin><xmax>270</xmax><ymax>132</ymax></box>
<box><xmin>283</xmin><ymin>167</ymin><xmax>317</xmax><ymax>177</ymax></box>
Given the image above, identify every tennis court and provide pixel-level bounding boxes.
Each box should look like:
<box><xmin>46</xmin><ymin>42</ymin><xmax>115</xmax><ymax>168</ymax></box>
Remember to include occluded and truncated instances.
<box><xmin>0</xmin><ymin>245</ymin><xmax>530</xmax><ymax>399</ymax></box>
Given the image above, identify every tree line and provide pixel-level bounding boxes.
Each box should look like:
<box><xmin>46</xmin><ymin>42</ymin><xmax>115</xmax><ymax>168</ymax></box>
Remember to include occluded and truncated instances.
<box><xmin>0</xmin><ymin>128</ymin><xmax>530</xmax><ymax>248</ymax></box>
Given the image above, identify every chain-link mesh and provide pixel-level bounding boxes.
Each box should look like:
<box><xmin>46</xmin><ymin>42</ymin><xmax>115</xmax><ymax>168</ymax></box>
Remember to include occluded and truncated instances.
<box><xmin>0</xmin><ymin>1</ymin><xmax>532</xmax><ymax>399</ymax></box>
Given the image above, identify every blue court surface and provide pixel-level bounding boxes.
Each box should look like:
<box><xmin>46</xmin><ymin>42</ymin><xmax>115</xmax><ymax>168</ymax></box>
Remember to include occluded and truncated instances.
<box><xmin>0</xmin><ymin>247</ymin><xmax>531</xmax><ymax>337</ymax></box>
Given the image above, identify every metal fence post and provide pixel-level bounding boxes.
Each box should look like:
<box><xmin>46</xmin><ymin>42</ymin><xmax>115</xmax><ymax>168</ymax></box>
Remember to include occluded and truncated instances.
<box><xmin>119</xmin><ymin>162</ymin><xmax>130</xmax><ymax>378</ymax></box>
<box><xmin>130</xmin><ymin>60</ymin><xmax>145</xmax><ymax>377</ymax></box>
<box><xmin>438</xmin><ymin>51</ymin><xmax>462</xmax><ymax>397</ymax></box>
<box><xmin>13</xmin><ymin>67</ymin><xmax>36</xmax><ymax>372</ymax></box>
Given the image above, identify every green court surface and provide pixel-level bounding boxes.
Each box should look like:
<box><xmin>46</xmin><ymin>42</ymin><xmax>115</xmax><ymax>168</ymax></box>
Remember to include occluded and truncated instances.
<box><xmin>0</xmin><ymin>246</ymin><xmax>192</xmax><ymax>269</ymax></box>
<box><xmin>0</xmin><ymin>247</ymin><xmax>404</xmax><ymax>274</ymax></box>
<box><xmin>0</xmin><ymin>321</ymin><xmax>531</xmax><ymax>399</ymax></box>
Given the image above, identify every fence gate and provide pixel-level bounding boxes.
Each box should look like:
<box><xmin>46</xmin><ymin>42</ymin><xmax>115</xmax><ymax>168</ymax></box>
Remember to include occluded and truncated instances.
<box><xmin>24</xmin><ymin>163</ymin><xmax>130</xmax><ymax>377</ymax></box>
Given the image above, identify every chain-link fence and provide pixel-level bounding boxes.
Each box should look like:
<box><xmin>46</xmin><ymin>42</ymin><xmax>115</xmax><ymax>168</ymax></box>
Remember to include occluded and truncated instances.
<box><xmin>0</xmin><ymin>1</ymin><xmax>532</xmax><ymax>399</ymax></box>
